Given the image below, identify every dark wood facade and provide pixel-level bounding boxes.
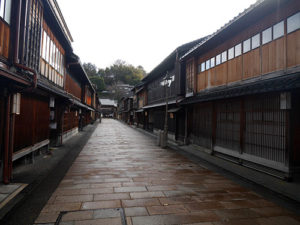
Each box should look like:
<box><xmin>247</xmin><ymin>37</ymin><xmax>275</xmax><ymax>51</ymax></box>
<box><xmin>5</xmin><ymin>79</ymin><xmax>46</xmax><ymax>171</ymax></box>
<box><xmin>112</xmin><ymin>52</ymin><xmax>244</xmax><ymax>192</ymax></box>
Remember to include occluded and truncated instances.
<box><xmin>0</xmin><ymin>0</ymin><xmax>98</xmax><ymax>183</ymax></box>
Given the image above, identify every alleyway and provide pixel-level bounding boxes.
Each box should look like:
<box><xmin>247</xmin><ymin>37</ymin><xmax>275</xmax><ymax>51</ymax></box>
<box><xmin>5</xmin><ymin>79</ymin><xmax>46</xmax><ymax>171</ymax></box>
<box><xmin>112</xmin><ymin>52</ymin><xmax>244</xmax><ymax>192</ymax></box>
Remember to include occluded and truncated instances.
<box><xmin>34</xmin><ymin>119</ymin><xmax>300</xmax><ymax>225</ymax></box>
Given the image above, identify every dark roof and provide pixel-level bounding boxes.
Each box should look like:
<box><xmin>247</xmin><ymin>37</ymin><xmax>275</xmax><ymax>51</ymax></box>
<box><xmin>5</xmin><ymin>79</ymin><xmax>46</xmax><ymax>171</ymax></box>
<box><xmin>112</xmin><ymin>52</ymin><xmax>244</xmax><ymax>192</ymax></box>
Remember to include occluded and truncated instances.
<box><xmin>181</xmin><ymin>0</ymin><xmax>289</xmax><ymax>60</ymax></box>
<box><xmin>142</xmin><ymin>36</ymin><xmax>208</xmax><ymax>83</ymax></box>
<box><xmin>181</xmin><ymin>73</ymin><xmax>300</xmax><ymax>105</ymax></box>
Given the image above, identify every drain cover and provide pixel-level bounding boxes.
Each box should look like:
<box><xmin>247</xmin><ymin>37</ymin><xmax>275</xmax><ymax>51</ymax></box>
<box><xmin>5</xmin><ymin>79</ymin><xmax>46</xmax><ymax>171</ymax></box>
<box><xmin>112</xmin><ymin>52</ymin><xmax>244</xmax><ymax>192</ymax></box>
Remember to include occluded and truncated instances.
<box><xmin>55</xmin><ymin>208</ymin><xmax>127</xmax><ymax>225</ymax></box>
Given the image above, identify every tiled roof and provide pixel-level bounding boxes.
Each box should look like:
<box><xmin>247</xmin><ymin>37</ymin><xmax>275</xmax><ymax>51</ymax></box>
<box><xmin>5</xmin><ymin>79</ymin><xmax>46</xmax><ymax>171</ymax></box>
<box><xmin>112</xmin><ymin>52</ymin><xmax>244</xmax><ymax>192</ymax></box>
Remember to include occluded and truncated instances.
<box><xmin>181</xmin><ymin>73</ymin><xmax>300</xmax><ymax>105</ymax></box>
<box><xmin>181</xmin><ymin>0</ymin><xmax>265</xmax><ymax>60</ymax></box>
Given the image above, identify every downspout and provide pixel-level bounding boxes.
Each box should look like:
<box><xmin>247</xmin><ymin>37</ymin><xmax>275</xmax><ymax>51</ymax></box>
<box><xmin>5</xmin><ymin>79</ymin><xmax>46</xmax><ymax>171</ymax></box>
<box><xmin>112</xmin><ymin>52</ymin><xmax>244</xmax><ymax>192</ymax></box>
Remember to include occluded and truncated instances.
<box><xmin>14</xmin><ymin>0</ymin><xmax>38</xmax><ymax>89</ymax></box>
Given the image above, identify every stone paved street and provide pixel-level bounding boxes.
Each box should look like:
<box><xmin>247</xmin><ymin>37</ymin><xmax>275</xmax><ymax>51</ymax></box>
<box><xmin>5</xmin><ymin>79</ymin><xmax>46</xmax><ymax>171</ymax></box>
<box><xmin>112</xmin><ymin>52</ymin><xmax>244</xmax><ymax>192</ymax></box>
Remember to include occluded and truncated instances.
<box><xmin>34</xmin><ymin>119</ymin><xmax>300</xmax><ymax>225</ymax></box>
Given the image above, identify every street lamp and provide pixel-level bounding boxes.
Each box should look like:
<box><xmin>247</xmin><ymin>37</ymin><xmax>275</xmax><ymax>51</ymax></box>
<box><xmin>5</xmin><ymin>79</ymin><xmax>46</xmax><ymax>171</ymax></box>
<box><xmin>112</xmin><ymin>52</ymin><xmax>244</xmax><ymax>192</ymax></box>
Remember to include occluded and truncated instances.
<box><xmin>160</xmin><ymin>71</ymin><xmax>174</xmax><ymax>148</ymax></box>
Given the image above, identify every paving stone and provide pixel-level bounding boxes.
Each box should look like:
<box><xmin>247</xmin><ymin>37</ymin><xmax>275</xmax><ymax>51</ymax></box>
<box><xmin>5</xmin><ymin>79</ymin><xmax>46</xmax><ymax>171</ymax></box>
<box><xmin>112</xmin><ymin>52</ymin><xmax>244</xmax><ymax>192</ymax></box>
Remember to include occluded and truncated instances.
<box><xmin>35</xmin><ymin>119</ymin><xmax>299</xmax><ymax>224</ymax></box>
<box><xmin>41</xmin><ymin>202</ymin><xmax>82</xmax><ymax>213</ymax></box>
<box><xmin>0</xmin><ymin>194</ymin><xmax>7</xmax><ymax>202</ymax></box>
<box><xmin>0</xmin><ymin>184</ymin><xmax>20</xmax><ymax>194</ymax></box>
<box><xmin>131</xmin><ymin>211</ymin><xmax>219</xmax><ymax>225</ymax></box>
<box><xmin>146</xmin><ymin>185</ymin><xmax>178</xmax><ymax>191</ymax></box>
<box><xmin>214</xmin><ymin>208</ymin><xmax>261</xmax><ymax>220</ymax></box>
<box><xmin>81</xmin><ymin>200</ymin><xmax>121</xmax><ymax>210</ymax></box>
<box><xmin>93</xmin><ymin>208</ymin><xmax>121</xmax><ymax>219</ymax></box>
<box><xmin>122</xmin><ymin>198</ymin><xmax>161</xmax><ymax>207</ymax></box>
<box><xmin>185</xmin><ymin>202</ymin><xmax>224</xmax><ymax>211</ymax></box>
<box><xmin>159</xmin><ymin>196</ymin><xmax>196</xmax><ymax>205</ymax></box>
<box><xmin>256</xmin><ymin>216</ymin><xmax>300</xmax><ymax>225</ymax></box>
<box><xmin>125</xmin><ymin>207</ymin><xmax>148</xmax><ymax>216</ymax></box>
<box><xmin>130</xmin><ymin>191</ymin><xmax>165</xmax><ymax>199</ymax></box>
<box><xmin>114</xmin><ymin>186</ymin><xmax>147</xmax><ymax>193</ymax></box>
<box><xmin>212</xmin><ymin>218</ymin><xmax>261</xmax><ymax>225</ymax></box>
<box><xmin>74</xmin><ymin>217</ymin><xmax>122</xmax><ymax>225</ymax></box>
<box><xmin>55</xmin><ymin>195</ymin><xmax>93</xmax><ymax>203</ymax></box>
<box><xmin>61</xmin><ymin>211</ymin><xmax>93</xmax><ymax>221</ymax></box>
<box><xmin>90</xmin><ymin>183</ymin><xmax>122</xmax><ymax>188</ymax></box>
<box><xmin>147</xmin><ymin>205</ymin><xmax>188</xmax><ymax>215</ymax></box>
<box><xmin>34</xmin><ymin>212</ymin><xmax>59</xmax><ymax>223</ymax></box>
<box><xmin>250</xmin><ymin>206</ymin><xmax>292</xmax><ymax>217</ymax></box>
<box><xmin>80</xmin><ymin>188</ymin><xmax>114</xmax><ymax>194</ymax></box>
<box><xmin>94</xmin><ymin>193</ymin><xmax>130</xmax><ymax>201</ymax></box>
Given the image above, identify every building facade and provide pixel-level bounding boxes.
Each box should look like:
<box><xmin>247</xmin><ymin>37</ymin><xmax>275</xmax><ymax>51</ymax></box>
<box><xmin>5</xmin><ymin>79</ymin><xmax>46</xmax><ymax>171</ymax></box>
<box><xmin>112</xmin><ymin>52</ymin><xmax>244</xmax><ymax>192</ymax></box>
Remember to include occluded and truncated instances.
<box><xmin>181</xmin><ymin>0</ymin><xmax>300</xmax><ymax>179</ymax></box>
<box><xmin>127</xmin><ymin>0</ymin><xmax>300</xmax><ymax>180</ymax></box>
<box><xmin>0</xmin><ymin>0</ymin><xmax>98</xmax><ymax>183</ymax></box>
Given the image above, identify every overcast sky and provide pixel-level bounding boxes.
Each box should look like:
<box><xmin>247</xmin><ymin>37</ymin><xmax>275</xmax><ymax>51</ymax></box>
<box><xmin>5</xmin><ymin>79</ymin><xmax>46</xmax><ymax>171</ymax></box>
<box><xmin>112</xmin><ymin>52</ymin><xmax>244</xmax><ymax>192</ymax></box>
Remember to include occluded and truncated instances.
<box><xmin>57</xmin><ymin>0</ymin><xmax>257</xmax><ymax>72</ymax></box>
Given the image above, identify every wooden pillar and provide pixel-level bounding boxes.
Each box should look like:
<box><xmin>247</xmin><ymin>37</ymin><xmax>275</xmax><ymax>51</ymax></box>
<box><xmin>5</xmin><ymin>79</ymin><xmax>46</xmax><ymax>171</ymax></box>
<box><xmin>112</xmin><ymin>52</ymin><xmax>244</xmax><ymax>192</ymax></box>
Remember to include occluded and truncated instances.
<box><xmin>8</xmin><ymin>104</ymin><xmax>15</xmax><ymax>179</ymax></box>
<box><xmin>184</xmin><ymin>107</ymin><xmax>188</xmax><ymax>145</ymax></box>
<box><xmin>3</xmin><ymin>94</ymin><xmax>11</xmax><ymax>184</ymax></box>
<box><xmin>211</xmin><ymin>102</ymin><xmax>217</xmax><ymax>154</ymax></box>
<box><xmin>239</xmin><ymin>98</ymin><xmax>245</xmax><ymax>155</ymax></box>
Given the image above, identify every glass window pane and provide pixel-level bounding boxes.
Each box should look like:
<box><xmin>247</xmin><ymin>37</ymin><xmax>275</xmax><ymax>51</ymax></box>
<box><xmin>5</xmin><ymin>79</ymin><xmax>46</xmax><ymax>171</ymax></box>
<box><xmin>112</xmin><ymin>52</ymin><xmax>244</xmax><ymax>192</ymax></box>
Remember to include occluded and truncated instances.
<box><xmin>4</xmin><ymin>0</ymin><xmax>12</xmax><ymax>24</ymax></box>
<box><xmin>221</xmin><ymin>51</ymin><xmax>227</xmax><ymax>63</ymax></box>
<box><xmin>287</xmin><ymin>12</ymin><xmax>300</xmax><ymax>33</ymax></box>
<box><xmin>273</xmin><ymin>21</ymin><xmax>284</xmax><ymax>39</ymax></box>
<box><xmin>251</xmin><ymin>33</ymin><xmax>260</xmax><ymax>49</ymax></box>
<box><xmin>201</xmin><ymin>62</ymin><xmax>205</xmax><ymax>72</ymax></box>
<box><xmin>235</xmin><ymin>43</ymin><xmax>241</xmax><ymax>57</ymax></box>
<box><xmin>243</xmin><ymin>38</ymin><xmax>251</xmax><ymax>53</ymax></box>
<box><xmin>42</xmin><ymin>31</ymin><xmax>47</xmax><ymax>59</ymax></box>
<box><xmin>206</xmin><ymin>60</ymin><xmax>210</xmax><ymax>70</ymax></box>
<box><xmin>46</xmin><ymin>35</ymin><xmax>50</xmax><ymax>62</ymax></box>
<box><xmin>228</xmin><ymin>47</ymin><xmax>234</xmax><ymax>60</ymax></box>
<box><xmin>0</xmin><ymin>0</ymin><xmax>5</xmax><ymax>18</ymax></box>
<box><xmin>216</xmin><ymin>54</ymin><xmax>221</xmax><ymax>65</ymax></box>
<box><xmin>210</xmin><ymin>57</ymin><xmax>215</xmax><ymax>68</ymax></box>
<box><xmin>262</xmin><ymin>27</ymin><xmax>272</xmax><ymax>44</ymax></box>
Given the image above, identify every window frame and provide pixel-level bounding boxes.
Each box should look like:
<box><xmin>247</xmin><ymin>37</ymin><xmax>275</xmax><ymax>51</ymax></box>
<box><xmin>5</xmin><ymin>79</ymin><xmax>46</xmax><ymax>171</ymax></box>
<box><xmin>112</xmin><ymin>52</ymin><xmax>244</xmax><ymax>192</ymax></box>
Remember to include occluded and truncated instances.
<box><xmin>287</xmin><ymin>12</ymin><xmax>300</xmax><ymax>34</ymax></box>
<box><xmin>262</xmin><ymin>27</ymin><xmax>272</xmax><ymax>45</ymax></box>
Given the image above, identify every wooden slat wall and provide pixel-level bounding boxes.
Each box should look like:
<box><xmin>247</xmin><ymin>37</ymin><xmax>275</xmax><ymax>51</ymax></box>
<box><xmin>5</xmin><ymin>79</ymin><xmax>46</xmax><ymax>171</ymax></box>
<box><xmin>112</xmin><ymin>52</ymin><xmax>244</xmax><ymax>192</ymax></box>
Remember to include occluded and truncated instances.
<box><xmin>191</xmin><ymin>103</ymin><xmax>212</xmax><ymax>148</ymax></box>
<box><xmin>262</xmin><ymin>37</ymin><xmax>285</xmax><ymax>74</ymax></box>
<box><xmin>0</xmin><ymin>20</ymin><xmax>10</xmax><ymax>59</ymax></box>
<box><xmin>287</xmin><ymin>29</ymin><xmax>300</xmax><ymax>68</ymax></box>
<box><xmin>63</xmin><ymin>110</ymin><xmax>78</xmax><ymax>132</ymax></box>
<box><xmin>14</xmin><ymin>94</ymin><xmax>49</xmax><ymax>152</ymax></box>
<box><xmin>190</xmin><ymin>0</ymin><xmax>300</xmax><ymax>93</ymax></box>
<box><xmin>65</xmin><ymin>73</ymin><xmax>81</xmax><ymax>99</ymax></box>
<box><xmin>227</xmin><ymin>56</ymin><xmax>242</xmax><ymax>83</ymax></box>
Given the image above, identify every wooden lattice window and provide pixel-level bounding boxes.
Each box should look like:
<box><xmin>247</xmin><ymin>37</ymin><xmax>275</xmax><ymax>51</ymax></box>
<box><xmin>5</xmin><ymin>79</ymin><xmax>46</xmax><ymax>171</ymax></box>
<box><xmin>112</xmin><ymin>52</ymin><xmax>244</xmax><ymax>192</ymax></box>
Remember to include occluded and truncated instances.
<box><xmin>186</xmin><ymin>59</ymin><xmax>194</xmax><ymax>94</ymax></box>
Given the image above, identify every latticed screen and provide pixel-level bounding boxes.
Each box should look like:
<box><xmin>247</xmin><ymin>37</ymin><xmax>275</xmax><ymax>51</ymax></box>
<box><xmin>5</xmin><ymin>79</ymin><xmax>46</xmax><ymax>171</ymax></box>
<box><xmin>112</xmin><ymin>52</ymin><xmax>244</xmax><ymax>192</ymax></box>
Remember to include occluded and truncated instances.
<box><xmin>23</xmin><ymin>0</ymin><xmax>43</xmax><ymax>71</ymax></box>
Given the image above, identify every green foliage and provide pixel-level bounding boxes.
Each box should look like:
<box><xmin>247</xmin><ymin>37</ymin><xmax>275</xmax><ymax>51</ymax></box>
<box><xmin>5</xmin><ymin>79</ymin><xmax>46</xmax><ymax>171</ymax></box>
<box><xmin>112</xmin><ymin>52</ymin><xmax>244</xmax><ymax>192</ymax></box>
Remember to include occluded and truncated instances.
<box><xmin>89</xmin><ymin>76</ymin><xmax>105</xmax><ymax>92</ymax></box>
<box><xmin>83</xmin><ymin>63</ymin><xmax>98</xmax><ymax>77</ymax></box>
<box><xmin>83</xmin><ymin>60</ymin><xmax>146</xmax><ymax>92</ymax></box>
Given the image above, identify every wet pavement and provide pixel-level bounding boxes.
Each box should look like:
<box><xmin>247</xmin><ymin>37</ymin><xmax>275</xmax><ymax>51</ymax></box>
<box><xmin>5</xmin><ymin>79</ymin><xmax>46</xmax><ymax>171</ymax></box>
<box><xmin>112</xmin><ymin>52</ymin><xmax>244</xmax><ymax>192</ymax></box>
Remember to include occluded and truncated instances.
<box><xmin>34</xmin><ymin>119</ymin><xmax>300</xmax><ymax>225</ymax></box>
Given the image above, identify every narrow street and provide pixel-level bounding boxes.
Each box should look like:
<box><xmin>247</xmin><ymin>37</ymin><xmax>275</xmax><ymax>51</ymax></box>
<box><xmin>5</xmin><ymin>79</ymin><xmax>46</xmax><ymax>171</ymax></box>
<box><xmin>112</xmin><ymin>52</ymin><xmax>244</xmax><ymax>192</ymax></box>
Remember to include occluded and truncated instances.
<box><xmin>34</xmin><ymin>119</ymin><xmax>300</xmax><ymax>225</ymax></box>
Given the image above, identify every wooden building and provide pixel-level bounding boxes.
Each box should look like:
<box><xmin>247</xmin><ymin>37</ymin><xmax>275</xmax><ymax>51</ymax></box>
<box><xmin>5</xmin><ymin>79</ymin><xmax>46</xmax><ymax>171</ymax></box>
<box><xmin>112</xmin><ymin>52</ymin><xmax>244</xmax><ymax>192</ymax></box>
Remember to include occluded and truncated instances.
<box><xmin>140</xmin><ymin>38</ymin><xmax>207</xmax><ymax>141</ymax></box>
<box><xmin>118</xmin><ymin>96</ymin><xmax>134</xmax><ymax>124</ymax></box>
<box><xmin>180</xmin><ymin>0</ymin><xmax>300</xmax><ymax>179</ymax></box>
<box><xmin>99</xmin><ymin>98</ymin><xmax>117</xmax><ymax>118</ymax></box>
<box><xmin>132</xmin><ymin>83</ymin><xmax>147</xmax><ymax>128</ymax></box>
<box><xmin>0</xmin><ymin>0</ymin><xmax>97</xmax><ymax>183</ymax></box>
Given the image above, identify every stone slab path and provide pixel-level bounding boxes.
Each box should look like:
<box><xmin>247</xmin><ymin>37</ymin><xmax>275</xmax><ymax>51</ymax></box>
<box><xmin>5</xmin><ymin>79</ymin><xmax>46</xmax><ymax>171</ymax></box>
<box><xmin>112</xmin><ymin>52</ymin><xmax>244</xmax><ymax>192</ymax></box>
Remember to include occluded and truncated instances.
<box><xmin>34</xmin><ymin>119</ymin><xmax>300</xmax><ymax>225</ymax></box>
